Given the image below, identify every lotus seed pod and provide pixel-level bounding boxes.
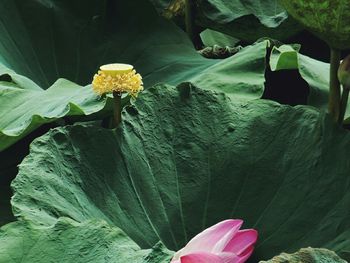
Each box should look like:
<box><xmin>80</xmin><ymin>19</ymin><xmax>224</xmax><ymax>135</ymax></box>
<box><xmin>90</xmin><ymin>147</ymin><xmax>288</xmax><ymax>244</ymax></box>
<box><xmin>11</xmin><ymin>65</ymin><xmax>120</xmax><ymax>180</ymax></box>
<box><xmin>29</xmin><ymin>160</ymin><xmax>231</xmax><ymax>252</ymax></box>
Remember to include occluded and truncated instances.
<box><xmin>338</xmin><ymin>55</ymin><xmax>350</xmax><ymax>88</ymax></box>
<box><xmin>92</xmin><ymin>63</ymin><xmax>143</xmax><ymax>98</ymax></box>
<box><xmin>280</xmin><ymin>0</ymin><xmax>350</xmax><ymax>50</ymax></box>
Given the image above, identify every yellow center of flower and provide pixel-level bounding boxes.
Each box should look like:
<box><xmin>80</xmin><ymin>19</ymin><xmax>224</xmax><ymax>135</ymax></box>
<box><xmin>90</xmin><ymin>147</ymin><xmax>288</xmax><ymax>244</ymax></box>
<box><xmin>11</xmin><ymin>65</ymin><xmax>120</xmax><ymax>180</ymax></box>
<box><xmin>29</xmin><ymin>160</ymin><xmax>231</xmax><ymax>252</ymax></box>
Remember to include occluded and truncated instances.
<box><xmin>92</xmin><ymin>63</ymin><xmax>143</xmax><ymax>98</ymax></box>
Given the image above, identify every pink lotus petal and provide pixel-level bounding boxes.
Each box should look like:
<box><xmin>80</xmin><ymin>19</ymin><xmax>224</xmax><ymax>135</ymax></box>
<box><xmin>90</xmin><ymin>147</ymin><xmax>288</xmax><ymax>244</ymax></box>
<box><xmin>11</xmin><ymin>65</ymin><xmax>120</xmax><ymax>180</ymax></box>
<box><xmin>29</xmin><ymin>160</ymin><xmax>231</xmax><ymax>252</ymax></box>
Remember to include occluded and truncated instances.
<box><xmin>212</xmin><ymin>224</ymin><xmax>243</xmax><ymax>253</ymax></box>
<box><xmin>171</xmin><ymin>219</ymin><xmax>258</xmax><ymax>263</ymax></box>
<box><xmin>174</xmin><ymin>220</ymin><xmax>243</xmax><ymax>259</ymax></box>
<box><xmin>237</xmin><ymin>246</ymin><xmax>255</xmax><ymax>263</ymax></box>
<box><xmin>224</xmin><ymin>229</ymin><xmax>258</xmax><ymax>255</ymax></box>
<box><xmin>217</xmin><ymin>252</ymin><xmax>241</xmax><ymax>263</ymax></box>
<box><xmin>180</xmin><ymin>252</ymin><xmax>223</xmax><ymax>263</ymax></box>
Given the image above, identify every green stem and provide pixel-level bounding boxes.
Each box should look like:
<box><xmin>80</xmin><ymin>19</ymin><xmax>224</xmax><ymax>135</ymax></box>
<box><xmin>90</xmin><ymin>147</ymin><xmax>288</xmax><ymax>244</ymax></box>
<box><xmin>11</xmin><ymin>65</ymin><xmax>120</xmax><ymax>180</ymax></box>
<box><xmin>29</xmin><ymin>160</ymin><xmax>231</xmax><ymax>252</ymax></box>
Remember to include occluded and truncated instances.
<box><xmin>338</xmin><ymin>86</ymin><xmax>350</xmax><ymax>125</ymax></box>
<box><xmin>113</xmin><ymin>92</ymin><xmax>122</xmax><ymax>127</ymax></box>
<box><xmin>329</xmin><ymin>48</ymin><xmax>341</xmax><ymax>121</ymax></box>
<box><xmin>184</xmin><ymin>0</ymin><xmax>202</xmax><ymax>49</ymax></box>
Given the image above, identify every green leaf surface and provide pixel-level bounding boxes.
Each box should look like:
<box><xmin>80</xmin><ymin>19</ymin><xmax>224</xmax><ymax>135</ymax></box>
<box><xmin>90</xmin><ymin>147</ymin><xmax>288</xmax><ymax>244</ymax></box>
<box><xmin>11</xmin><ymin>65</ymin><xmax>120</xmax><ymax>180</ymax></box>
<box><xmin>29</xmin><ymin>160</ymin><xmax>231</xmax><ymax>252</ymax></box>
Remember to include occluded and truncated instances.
<box><xmin>0</xmin><ymin>0</ymin><xmax>270</xmax><ymax>151</ymax></box>
<box><xmin>0</xmin><ymin>78</ymin><xmax>106</xmax><ymax>151</ymax></box>
<box><xmin>0</xmin><ymin>124</ymin><xmax>56</xmax><ymax>227</ymax></box>
<box><xmin>190</xmin><ymin>41</ymin><xmax>268</xmax><ymax>100</ymax></box>
<box><xmin>200</xmin><ymin>0</ymin><xmax>288</xmax><ymax>28</ymax></box>
<box><xmin>0</xmin><ymin>40</ymin><xmax>268</xmax><ymax>151</ymax></box>
<box><xmin>269</xmin><ymin>45</ymin><xmax>350</xmax><ymax>120</ymax></box>
<box><xmin>11</xmin><ymin>84</ymin><xmax>350</xmax><ymax>261</ymax></box>
<box><xmin>196</xmin><ymin>0</ymin><xmax>302</xmax><ymax>42</ymax></box>
<box><xmin>200</xmin><ymin>29</ymin><xmax>240</xmax><ymax>47</ymax></box>
<box><xmin>259</xmin><ymin>248</ymin><xmax>347</xmax><ymax>263</ymax></box>
<box><xmin>0</xmin><ymin>0</ymin><xmax>266</xmax><ymax>89</ymax></box>
<box><xmin>0</xmin><ymin>64</ymin><xmax>40</xmax><ymax>90</ymax></box>
<box><xmin>0</xmin><ymin>218</ymin><xmax>173</xmax><ymax>263</ymax></box>
<box><xmin>150</xmin><ymin>0</ymin><xmax>302</xmax><ymax>42</ymax></box>
<box><xmin>280</xmin><ymin>0</ymin><xmax>350</xmax><ymax>50</ymax></box>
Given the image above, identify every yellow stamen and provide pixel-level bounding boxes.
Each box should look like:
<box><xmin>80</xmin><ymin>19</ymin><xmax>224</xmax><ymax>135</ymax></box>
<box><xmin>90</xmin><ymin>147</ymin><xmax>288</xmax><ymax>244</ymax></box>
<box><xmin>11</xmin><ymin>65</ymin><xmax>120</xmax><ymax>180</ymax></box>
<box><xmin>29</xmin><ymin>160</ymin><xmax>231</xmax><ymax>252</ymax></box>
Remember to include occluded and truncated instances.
<box><xmin>92</xmin><ymin>63</ymin><xmax>143</xmax><ymax>98</ymax></box>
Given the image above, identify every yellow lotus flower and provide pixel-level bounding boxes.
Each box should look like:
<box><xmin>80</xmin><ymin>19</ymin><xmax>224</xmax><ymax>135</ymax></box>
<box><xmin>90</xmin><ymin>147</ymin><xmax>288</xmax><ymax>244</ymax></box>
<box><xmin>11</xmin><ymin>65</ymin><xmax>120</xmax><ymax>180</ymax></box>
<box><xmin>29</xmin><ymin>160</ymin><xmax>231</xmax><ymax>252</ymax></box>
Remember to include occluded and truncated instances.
<box><xmin>92</xmin><ymin>63</ymin><xmax>143</xmax><ymax>97</ymax></box>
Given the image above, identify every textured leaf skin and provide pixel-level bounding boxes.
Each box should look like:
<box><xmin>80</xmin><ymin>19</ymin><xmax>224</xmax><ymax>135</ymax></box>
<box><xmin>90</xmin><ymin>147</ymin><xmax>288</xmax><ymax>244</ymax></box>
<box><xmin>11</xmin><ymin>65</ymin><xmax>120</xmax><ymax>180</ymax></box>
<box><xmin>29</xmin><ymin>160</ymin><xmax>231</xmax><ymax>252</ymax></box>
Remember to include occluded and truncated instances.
<box><xmin>0</xmin><ymin>122</ymin><xmax>58</xmax><ymax>227</ymax></box>
<box><xmin>0</xmin><ymin>0</ymin><xmax>270</xmax><ymax>151</ymax></box>
<box><xmin>11</xmin><ymin>84</ymin><xmax>350</xmax><ymax>261</ymax></box>
<box><xmin>259</xmin><ymin>248</ymin><xmax>347</xmax><ymax>263</ymax></box>
<box><xmin>0</xmin><ymin>218</ymin><xmax>173</xmax><ymax>263</ymax></box>
<box><xmin>150</xmin><ymin>0</ymin><xmax>302</xmax><ymax>42</ymax></box>
<box><xmin>280</xmin><ymin>0</ymin><xmax>350</xmax><ymax>49</ymax></box>
<box><xmin>0</xmin><ymin>0</ymin><xmax>204</xmax><ymax>151</ymax></box>
<box><xmin>197</xmin><ymin>0</ymin><xmax>302</xmax><ymax>42</ymax></box>
<box><xmin>0</xmin><ymin>39</ymin><xmax>269</xmax><ymax>151</ymax></box>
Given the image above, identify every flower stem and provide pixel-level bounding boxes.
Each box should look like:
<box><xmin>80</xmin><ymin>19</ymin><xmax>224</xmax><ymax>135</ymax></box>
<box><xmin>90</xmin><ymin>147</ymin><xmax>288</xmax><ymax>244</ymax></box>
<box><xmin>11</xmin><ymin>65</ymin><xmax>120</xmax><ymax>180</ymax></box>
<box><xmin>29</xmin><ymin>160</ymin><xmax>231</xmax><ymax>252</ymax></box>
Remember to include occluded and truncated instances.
<box><xmin>338</xmin><ymin>86</ymin><xmax>349</xmax><ymax>125</ymax></box>
<box><xmin>113</xmin><ymin>92</ymin><xmax>122</xmax><ymax>127</ymax></box>
<box><xmin>329</xmin><ymin>48</ymin><xmax>341</xmax><ymax>121</ymax></box>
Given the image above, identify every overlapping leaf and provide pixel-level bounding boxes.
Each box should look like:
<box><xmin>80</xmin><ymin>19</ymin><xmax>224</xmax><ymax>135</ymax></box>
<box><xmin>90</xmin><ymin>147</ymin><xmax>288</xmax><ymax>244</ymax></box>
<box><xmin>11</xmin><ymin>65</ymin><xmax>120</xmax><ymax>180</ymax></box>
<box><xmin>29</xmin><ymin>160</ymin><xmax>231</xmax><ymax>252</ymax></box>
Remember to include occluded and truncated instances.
<box><xmin>0</xmin><ymin>218</ymin><xmax>173</xmax><ymax>263</ymax></box>
<box><xmin>0</xmin><ymin>0</ymin><xmax>269</xmax><ymax>151</ymax></box>
<box><xmin>11</xmin><ymin>85</ymin><xmax>350</xmax><ymax>261</ymax></box>
<box><xmin>280</xmin><ymin>0</ymin><xmax>350</xmax><ymax>49</ymax></box>
<box><xmin>0</xmin><ymin>0</ymin><xmax>214</xmax><ymax>87</ymax></box>
<box><xmin>260</xmin><ymin>248</ymin><xmax>348</xmax><ymax>263</ymax></box>
<box><xmin>269</xmin><ymin>45</ymin><xmax>350</xmax><ymax>120</ymax></box>
<box><xmin>150</xmin><ymin>0</ymin><xmax>302</xmax><ymax>42</ymax></box>
<box><xmin>0</xmin><ymin>78</ymin><xmax>106</xmax><ymax>151</ymax></box>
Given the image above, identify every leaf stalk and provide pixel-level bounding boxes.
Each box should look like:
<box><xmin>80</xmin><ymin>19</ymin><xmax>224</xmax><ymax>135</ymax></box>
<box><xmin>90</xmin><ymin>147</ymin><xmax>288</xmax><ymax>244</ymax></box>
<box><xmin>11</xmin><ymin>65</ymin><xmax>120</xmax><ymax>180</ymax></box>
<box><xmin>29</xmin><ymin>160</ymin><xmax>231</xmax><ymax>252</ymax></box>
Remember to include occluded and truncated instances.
<box><xmin>113</xmin><ymin>91</ymin><xmax>122</xmax><ymax>127</ymax></box>
<box><xmin>338</xmin><ymin>86</ymin><xmax>349</xmax><ymax>125</ymax></box>
<box><xmin>329</xmin><ymin>48</ymin><xmax>341</xmax><ymax>121</ymax></box>
<box><xmin>184</xmin><ymin>0</ymin><xmax>202</xmax><ymax>49</ymax></box>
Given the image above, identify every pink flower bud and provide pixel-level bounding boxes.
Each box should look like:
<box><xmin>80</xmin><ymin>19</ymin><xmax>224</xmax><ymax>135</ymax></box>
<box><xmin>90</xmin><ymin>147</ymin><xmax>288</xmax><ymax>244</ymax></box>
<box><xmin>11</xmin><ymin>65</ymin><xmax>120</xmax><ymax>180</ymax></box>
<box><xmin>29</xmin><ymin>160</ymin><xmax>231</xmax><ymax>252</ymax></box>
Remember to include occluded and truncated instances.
<box><xmin>171</xmin><ymin>220</ymin><xmax>258</xmax><ymax>263</ymax></box>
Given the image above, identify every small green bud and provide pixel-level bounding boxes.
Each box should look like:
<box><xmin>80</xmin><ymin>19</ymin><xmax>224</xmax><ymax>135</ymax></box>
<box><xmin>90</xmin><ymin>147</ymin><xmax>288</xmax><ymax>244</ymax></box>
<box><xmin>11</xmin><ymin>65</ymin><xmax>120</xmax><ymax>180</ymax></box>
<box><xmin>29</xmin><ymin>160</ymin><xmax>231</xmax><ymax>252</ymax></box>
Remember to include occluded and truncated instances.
<box><xmin>338</xmin><ymin>55</ymin><xmax>350</xmax><ymax>88</ymax></box>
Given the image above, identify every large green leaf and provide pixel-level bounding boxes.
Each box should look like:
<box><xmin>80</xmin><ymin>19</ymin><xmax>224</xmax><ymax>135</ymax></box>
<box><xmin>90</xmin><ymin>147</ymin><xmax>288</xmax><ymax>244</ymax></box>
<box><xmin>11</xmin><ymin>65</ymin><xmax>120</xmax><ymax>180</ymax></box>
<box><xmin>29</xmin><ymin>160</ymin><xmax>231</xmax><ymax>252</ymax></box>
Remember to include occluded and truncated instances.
<box><xmin>0</xmin><ymin>0</ymin><xmax>216</xmax><ymax>88</ymax></box>
<box><xmin>280</xmin><ymin>0</ymin><xmax>350</xmax><ymax>50</ymax></box>
<box><xmin>190</xmin><ymin>41</ymin><xmax>268</xmax><ymax>100</ymax></box>
<box><xmin>11</xmin><ymin>84</ymin><xmax>350</xmax><ymax>261</ymax></box>
<box><xmin>150</xmin><ymin>0</ymin><xmax>302</xmax><ymax>42</ymax></box>
<box><xmin>0</xmin><ymin>123</ymin><xmax>57</xmax><ymax>227</ymax></box>
<box><xmin>260</xmin><ymin>248</ymin><xmax>347</xmax><ymax>263</ymax></box>
<box><xmin>269</xmin><ymin>45</ymin><xmax>350</xmax><ymax>120</ymax></box>
<box><xmin>0</xmin><ymin>40</ymin><xmax>268</xmax><ymax>151</ymax></box>
<box><xmin>0</xmin><ymin>218</ymin><xmax>173</xmax><ymax>263</ymax></box>
<box><xmin>200</xmin><ymin>29</ymin><xmax>240</xmax><ymax>47</ymax></box>
<box><xmin>0</xmin><ymin>0</ymin><xmax>270</xmax><ymax>151</ymax></box>
<box><xmin>0</xmin><ymin>78</ymin><xmax>106</xmax><ymax>151</ymax></box>
<box><xmin>0</xmin><ymin>64</ymin><xmax>40</xmax><ymax>90</ymax></box>
<box><xmin>197</xmin><ymin>0</ymin><xmax>301</xmax><ymax>42</ymax></box>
